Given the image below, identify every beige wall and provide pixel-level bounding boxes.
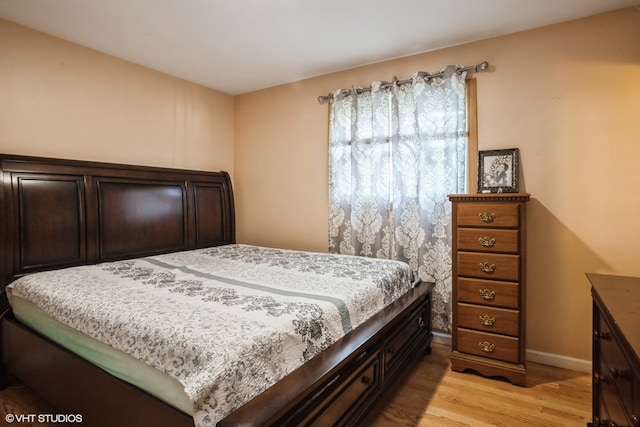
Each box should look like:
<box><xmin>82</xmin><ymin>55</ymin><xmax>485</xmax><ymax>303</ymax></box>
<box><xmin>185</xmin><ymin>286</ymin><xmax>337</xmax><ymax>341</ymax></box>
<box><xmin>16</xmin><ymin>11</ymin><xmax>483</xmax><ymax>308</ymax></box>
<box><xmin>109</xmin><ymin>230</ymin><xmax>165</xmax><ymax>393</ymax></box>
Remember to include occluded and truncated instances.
<box><xmin>0</xmin><ymin>18</ymin><xmax>234</xmax><ymax>173</ymax></box>
<box><xmin>2</xmin><ymin>9</ymin><xmax>638</xmax><ymax>364</ymax></box>
<box><xmin>235</xmin><ymin>8</ymin><xmax>640</xmax><ymax>362</ymax></box>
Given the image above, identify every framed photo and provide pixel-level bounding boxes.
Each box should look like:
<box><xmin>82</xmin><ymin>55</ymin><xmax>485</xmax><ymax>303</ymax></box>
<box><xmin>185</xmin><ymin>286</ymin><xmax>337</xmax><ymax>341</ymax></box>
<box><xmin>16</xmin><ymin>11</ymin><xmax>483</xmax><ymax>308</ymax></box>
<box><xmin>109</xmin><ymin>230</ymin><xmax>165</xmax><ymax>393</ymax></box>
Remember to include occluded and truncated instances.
<box><xmin>477</xmin><ymin>148</ymin><xmax>519</xmax><ymax>193</ymax></box>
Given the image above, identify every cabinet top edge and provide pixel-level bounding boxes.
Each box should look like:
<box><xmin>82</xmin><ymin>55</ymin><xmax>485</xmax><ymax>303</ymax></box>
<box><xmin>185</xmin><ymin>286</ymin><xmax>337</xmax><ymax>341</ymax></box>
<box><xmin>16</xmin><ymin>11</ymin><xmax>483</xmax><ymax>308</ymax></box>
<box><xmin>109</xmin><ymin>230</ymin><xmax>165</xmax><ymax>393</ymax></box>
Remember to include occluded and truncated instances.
<box><xmin>448</xmin><ymin>193</ymin><xmax>530</xmax><ymax>202</ymax></box>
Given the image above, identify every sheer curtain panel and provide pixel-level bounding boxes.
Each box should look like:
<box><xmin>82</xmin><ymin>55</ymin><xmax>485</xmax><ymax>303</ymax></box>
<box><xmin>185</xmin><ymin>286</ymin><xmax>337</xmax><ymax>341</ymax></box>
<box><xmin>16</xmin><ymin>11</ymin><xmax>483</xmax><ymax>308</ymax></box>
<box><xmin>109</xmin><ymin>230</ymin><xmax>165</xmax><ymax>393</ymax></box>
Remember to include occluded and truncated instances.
<box><xmin>328</xmin><ymin>66</ymin><xmax>468</xmax><ymax>332</ymax></box>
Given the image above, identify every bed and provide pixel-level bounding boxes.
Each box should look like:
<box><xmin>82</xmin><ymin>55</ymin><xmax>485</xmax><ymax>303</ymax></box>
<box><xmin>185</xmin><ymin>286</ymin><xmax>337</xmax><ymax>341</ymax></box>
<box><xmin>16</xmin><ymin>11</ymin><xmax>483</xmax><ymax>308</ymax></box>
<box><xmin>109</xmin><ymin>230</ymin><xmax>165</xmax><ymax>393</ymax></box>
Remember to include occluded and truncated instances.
<box><xmin>0</xmin><ymin>154</ymin><xmax>433</xmax><ymax>426</ymax></box>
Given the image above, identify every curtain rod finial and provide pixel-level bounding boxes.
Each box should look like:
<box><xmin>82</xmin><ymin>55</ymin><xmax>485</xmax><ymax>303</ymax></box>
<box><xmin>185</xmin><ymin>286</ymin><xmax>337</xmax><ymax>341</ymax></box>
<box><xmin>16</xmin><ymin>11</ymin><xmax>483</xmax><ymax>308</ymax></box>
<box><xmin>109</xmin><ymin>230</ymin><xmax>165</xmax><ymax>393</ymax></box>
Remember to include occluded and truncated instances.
<box><xmin>478</xmin><ymin>61</ymin><xmax>489</xmax><ymax>71</ymax></box>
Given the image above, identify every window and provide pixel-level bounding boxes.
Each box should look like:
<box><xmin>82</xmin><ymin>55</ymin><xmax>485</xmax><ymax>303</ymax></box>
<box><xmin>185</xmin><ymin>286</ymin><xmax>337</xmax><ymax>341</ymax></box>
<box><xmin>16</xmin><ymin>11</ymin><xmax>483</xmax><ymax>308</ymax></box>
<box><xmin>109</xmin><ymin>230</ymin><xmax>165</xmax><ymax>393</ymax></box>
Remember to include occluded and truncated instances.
<box><xmin>328</xmin><ymin>72</ymin><xmax>476</xmax><ymax>332</ymax></box>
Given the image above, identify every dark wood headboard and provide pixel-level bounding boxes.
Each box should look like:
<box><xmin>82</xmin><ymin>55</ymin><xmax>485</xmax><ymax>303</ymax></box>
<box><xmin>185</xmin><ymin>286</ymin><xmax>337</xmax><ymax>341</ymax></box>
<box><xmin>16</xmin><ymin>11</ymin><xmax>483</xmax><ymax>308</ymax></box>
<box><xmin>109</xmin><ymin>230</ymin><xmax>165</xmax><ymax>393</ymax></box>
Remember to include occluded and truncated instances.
<box><xmin>0</xmin><ymin>154</ymin><xmax>235</xmax><ymax>293</ymax></box>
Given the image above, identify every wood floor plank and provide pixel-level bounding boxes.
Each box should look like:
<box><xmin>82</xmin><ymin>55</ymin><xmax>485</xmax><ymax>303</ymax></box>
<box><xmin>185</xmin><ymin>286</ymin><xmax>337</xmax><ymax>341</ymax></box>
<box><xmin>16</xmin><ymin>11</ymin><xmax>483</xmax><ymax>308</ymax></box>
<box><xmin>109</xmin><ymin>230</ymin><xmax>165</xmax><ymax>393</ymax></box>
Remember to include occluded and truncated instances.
<box><xmin>0</xmin><ymin>383</ymin><xmax>60</xmax><ymax>427</ymax></box>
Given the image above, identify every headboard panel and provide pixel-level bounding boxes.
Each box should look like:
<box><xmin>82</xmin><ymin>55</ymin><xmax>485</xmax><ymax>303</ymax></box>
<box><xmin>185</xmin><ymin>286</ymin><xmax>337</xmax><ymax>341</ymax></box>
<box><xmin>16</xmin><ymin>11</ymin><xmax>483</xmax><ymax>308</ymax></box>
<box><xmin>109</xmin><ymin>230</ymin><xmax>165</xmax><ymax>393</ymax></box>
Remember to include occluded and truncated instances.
<box><xmin>16</xmin><ymin>173</ymin><xmax>86</xmax><ymax>270</ymax></box>
<box><xmin>97</xmin><ymin>179</ymin><xmax>188</xmax><ymax>259</ymax></box>
<box><xmin>0</xmin><ymin>154</ymin><xmax>235</xmax><ymax>289</ymax></box>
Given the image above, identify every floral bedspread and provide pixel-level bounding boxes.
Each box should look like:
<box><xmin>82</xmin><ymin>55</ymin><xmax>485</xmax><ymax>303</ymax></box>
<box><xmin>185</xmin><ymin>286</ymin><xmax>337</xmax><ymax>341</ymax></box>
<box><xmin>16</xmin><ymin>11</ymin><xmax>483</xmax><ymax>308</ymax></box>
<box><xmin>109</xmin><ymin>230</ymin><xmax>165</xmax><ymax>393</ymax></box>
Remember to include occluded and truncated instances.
<box><xmin>7</xmin><ymin>244</ymin><xmax>414</xmax><ymax>426</ymax></box>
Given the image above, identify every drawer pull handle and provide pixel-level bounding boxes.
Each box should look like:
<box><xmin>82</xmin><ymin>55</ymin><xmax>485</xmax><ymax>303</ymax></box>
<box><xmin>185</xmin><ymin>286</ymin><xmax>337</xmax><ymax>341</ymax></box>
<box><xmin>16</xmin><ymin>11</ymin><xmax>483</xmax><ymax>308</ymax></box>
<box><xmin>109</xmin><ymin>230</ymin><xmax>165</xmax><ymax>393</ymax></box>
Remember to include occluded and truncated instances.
<box><xmin>478</xmin><ymin>341</ymin><xmax>495</xmax><ymax>353</ymax></box>
<box><xmin>593</xmin><ymin>372</ymin><xmax>601</xmax><ymax>383</ymax></box>
<box><xmin>479</xmin><ymin>236</ymin><xmax>496</xmax><ymax>247</ymax></box>
<box><xmin>593</xmin><ymin>330</ymin><xmax>611</xmax><ymax>341</ymax></box>
<box><xmin>416</xmin><ymin>316</ymin><xmax>426</xmax><ymax>328</ymax></box>
<box><xmin>387</xmin><ymin>347</ymin><xmax>396</xmax><ymax>355</ymax></box>
<box><xmin>593</xmin><ymin>372</ymin><xmax>611</xmax><ymax>384</ymax></box>
<box><xmin>479</xmin><ymin>262</ymin><xmax>495</xmax><ymax>273</ymax></box>
<box><xmin>479</xmin><ymin>315</ymin><xmax>495</xmax><ymax>326</ymax></box>
<box><xmin>478</xmin><ymin>212</ymin><xmax>495</xmax><ymax>222</ymax></box>
<box><xmin>594</xmin><ymin>416</ymin><xmax>622</xmax><ymax>427</ymax></box>
<box><xmin>479</xmin><ymin>289</ymin><xmax>495</xmax><ymax>300</ymax></box>
<box><xmin>609</xmin><ymin>367</ymin><xmax>630</xmax><ymax>380</ymax></box>
<box><xmin>361</xmin><ymin>375</ymin><xmax>372</xmax><ymax>386</ymax></box>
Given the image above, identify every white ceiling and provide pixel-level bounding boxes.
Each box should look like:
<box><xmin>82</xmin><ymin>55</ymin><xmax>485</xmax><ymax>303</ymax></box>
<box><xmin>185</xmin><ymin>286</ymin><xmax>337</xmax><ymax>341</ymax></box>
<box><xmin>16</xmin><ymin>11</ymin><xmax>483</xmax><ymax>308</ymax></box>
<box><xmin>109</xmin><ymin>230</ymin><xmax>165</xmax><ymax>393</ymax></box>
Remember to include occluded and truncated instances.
<box><xmin>1</xmin><ymin>0</ymin><xmax>639</xmax><ymax>95</ymax></box>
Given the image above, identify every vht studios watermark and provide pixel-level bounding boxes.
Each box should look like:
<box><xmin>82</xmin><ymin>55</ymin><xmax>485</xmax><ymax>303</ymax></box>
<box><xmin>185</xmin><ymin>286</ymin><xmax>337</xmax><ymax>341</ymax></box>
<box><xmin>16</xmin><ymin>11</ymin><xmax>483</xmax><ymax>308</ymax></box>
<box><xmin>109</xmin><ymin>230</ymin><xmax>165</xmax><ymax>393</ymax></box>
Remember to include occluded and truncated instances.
<box><xmin>5</xmin><ymin>413</ymin><xmax>83</xmax><ymax>424</ymax></box>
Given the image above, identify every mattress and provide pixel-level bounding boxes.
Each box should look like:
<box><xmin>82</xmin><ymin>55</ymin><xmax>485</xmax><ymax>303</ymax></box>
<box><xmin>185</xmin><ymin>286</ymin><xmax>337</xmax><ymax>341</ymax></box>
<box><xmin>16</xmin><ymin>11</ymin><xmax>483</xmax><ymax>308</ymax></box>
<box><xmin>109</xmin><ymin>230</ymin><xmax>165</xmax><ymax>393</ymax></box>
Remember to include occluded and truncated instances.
<box><xmin>8</xmin><ymin>292</ymin><xmax>194</xmax><ymax>414</ymax></box>
<box><xmin>7</xmin><ymin>244</ymin><xmax>414</xmax><ymax>426</ymax></box>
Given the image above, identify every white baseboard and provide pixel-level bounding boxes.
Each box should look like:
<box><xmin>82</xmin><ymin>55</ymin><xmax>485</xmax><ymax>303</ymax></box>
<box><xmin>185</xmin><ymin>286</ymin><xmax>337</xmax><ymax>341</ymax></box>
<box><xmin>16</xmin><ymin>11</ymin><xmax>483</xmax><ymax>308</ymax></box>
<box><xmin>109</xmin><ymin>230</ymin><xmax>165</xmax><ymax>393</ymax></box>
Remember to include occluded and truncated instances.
<box><xmin>526</xmin><ymin>349</ymin><xmax>591</xmax><ymax>373</ymax></box>
<box><xmin>429</xmin><ymin>332</ymin><xmax>591</xmax><ymax>373</ymax></box>
<box><xmin>432</xmin><ymin>331</ymin><xmax>452</xmax><ymax>346</ymax></box>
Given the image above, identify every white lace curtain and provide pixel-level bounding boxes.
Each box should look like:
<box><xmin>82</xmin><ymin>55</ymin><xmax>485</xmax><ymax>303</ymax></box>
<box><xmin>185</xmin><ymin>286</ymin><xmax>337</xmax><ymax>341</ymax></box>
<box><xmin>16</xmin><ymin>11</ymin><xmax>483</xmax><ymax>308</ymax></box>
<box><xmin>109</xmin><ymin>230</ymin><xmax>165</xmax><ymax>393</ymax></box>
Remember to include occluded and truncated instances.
<box><xmin>328</xmin><ymin>66</ymin><xmax>468</xmax><ymax>332</ymax></box>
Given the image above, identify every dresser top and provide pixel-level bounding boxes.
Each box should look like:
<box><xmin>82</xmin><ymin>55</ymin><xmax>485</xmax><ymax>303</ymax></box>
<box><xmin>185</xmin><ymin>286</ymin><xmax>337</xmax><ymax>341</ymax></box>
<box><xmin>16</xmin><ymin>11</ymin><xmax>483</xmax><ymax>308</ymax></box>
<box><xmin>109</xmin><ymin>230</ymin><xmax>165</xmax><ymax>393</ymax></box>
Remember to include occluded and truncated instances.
<box><xmin>587</xmin><ymin>273</ymin><xmax>640</xmax><ymax>363</ymax></box>
<box><xmin>448</xmin><ymin>193</ymin><xmax>530</xmax><ymax>202</ymax></box>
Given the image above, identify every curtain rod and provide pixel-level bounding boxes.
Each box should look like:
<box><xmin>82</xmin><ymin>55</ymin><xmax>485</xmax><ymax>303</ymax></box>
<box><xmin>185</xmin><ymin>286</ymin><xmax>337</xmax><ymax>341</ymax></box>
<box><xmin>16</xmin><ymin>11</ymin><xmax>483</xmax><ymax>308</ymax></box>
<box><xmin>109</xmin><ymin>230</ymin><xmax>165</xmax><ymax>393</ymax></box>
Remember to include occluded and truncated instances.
<box><xmin>317</xmin><ymin>61</ymin><xmax>489</xmax><ymax>104</ymax></box>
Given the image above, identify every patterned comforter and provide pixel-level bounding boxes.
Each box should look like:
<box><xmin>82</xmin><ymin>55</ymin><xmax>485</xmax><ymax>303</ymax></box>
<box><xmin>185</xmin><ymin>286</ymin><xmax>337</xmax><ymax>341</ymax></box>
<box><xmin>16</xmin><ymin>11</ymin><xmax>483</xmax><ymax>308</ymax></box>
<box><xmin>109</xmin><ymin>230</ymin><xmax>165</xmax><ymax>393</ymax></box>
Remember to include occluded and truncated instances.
<box><xmin>7</xmin><ymin>244</ymin><xmax>415</xmax><ymax>426</ymax></box>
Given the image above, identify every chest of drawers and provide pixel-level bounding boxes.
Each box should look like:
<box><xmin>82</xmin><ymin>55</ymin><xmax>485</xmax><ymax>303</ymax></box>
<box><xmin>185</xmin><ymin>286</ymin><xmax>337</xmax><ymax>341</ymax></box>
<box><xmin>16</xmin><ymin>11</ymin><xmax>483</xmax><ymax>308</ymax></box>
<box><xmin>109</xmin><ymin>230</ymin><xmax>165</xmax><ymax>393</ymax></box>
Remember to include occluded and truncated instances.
<box><xmin>448</xmin><ymin>193</ymin><xmax>530</xmax><ymax>386</ymax></box>
<box><xmin>588</xmin><ymin>273</ymin><xmax>640</xmax><ymax>427</ymax></box>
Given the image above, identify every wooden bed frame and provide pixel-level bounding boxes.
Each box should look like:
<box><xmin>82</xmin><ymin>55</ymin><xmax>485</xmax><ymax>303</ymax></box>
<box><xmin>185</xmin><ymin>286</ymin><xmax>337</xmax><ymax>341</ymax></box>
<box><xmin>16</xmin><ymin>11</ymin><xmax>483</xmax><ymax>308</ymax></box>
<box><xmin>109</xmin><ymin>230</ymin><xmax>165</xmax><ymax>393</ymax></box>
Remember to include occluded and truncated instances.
<box><xmin>0</xmin><ymin>154</ymin><xmax>433</xmax><ymax>426</ymax></box>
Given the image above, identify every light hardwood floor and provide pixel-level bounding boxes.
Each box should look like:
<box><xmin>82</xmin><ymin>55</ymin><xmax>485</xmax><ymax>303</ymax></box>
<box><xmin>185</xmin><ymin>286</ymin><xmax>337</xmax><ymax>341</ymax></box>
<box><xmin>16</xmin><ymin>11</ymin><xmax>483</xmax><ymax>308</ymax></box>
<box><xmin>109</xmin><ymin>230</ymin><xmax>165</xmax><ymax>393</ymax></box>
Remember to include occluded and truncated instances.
<box><xmin>0</xmin><ymin>343</ymin><xmax>591</xmax><ymax>426</ymax></box>
<box><xmin>363</xmin><ymin>343</ymin><xmax>592</xmax><ymax>426</ymax></box>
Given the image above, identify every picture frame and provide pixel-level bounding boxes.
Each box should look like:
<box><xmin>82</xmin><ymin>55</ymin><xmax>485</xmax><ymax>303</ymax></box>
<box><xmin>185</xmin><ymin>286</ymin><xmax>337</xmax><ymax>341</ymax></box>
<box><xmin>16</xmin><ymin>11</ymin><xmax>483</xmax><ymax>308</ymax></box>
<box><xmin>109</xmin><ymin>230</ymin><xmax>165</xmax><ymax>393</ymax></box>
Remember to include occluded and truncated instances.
<box><xmin>477</xmin><ymin>148</ymin><xmax>519</xmax><ymax>193</ymax></box>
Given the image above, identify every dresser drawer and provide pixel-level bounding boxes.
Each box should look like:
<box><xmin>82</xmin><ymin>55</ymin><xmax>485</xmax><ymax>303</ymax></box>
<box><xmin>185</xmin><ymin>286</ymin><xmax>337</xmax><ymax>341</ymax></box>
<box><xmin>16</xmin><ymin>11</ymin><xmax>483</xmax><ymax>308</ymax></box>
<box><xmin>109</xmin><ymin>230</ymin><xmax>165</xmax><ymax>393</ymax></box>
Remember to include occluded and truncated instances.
<box><xmin>457</xmin><ymin>278</ymin><xmax>519</xmax><ymax>309</ymax></box>
<box><xmin>457</xmin><ymin>228</ymin><xmax>519</xmax><ymax>253</ymax></box>
<box><xmin>598</xmin><ymin>378</ymin><xmax>630</xmax><ymax>427</ymax></box>
<box><xmin>457</xmin><ymin>303</ymin><xmax>519</xmax><ymax>336</ymax></box>
<box><xmin>457</xmin><ymin>328</ymin><xmax>520</xmax><ymax>363</ymax></box>
<box><xmin>596</xmin><ymin>312</ymin><xmax>636</xmax><ymax>421</ymax></box>
<box><xmin>456</xmin><ymin>203</ymin><xmax>519</xmax><ymax>228</ymax></box>
<box><xmin>597</xmin><ymin>354</ymin><xmax>634</xmax><ymax>426</ymax></box>
<box><xmin>457</xmin><ymin>252</ymin><xmax>520</xmax><ymax>281</ymax></box>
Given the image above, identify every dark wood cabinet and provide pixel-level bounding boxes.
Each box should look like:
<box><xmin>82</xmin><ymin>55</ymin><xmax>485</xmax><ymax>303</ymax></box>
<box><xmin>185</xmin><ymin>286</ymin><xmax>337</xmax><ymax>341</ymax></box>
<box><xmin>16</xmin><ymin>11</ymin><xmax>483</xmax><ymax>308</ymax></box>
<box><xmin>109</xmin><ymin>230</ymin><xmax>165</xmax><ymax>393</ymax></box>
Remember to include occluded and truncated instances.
<box><xmin>448</xmin><ymin>193</ymin><xmax>529</xmax><ymax>386</ymax></box>
<box><xmin>588</xmin><ymin>273</ymin><xmax>640</xmax><ymax>427</ymax></box>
